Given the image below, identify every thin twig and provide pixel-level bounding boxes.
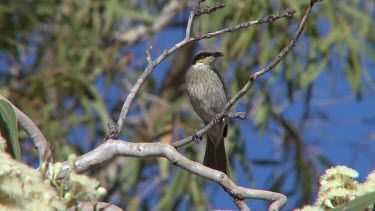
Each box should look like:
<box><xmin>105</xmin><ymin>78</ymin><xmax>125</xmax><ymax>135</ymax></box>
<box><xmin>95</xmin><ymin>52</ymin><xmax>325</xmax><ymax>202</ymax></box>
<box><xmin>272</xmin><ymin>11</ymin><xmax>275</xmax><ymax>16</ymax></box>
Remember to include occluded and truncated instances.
<box><xmin>172</xmin><ymin>112</ymin><xmax>246</xmax><ymax>148</ymax></box>
<box><xmin>228</xmin><ymin>112</ymin><xmax>246</xmax><ymax>119</ymax></box>
<box><xmin>195</xmin><ymin>3</ymin><xmax>225</xmax><ymax>16</ymax></box>
<box><xmin>185</xmin><ymin>0</ymin><xmax>203</xmax><ymax>39</ymax></box>
<box><xmin>192</xmin><ymin>9</ymin><xmax>296</xmax><ymax>40</ymax></box>
<box><xmin>146</xmin><ymin>48</ymin><xmax>152</xmax><ymax>65</ymax></box>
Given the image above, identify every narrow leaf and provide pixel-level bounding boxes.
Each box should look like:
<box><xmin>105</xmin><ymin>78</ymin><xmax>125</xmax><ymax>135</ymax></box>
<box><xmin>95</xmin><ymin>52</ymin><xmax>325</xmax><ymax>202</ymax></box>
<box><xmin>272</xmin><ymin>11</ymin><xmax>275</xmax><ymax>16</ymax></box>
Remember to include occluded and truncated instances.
<box><xmin>331</xmin><ymin>191</ymin><xmax>375</xmax><ymax>211</ymax></box>
<box><xmin>0</xmin><ymin>99</ymin><xmax>21</xmax><ymax>160</ymax></box>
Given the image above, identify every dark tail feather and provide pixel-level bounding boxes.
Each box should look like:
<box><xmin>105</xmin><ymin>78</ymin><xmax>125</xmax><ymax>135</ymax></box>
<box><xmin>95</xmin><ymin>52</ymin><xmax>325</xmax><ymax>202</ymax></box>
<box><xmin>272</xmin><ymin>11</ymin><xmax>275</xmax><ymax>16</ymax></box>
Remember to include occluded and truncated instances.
<box><xmin>203</xmin><ymin>137</ymin><xmax>228</xmax><ymax>174</ymax></box>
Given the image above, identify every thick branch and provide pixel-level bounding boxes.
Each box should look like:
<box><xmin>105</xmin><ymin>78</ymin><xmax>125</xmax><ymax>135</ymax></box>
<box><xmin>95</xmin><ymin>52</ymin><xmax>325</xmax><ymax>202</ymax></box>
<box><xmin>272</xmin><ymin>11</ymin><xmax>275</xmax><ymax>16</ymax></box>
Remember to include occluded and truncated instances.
<box><xmin>234</xmin><ymin>198</ymin><xmax>251</xmax><ymax>211</ymax></box>
<box><xmin>58</xmin><ymin>139</ymin><xmax>287</xmax><ymax>211</ymax></box>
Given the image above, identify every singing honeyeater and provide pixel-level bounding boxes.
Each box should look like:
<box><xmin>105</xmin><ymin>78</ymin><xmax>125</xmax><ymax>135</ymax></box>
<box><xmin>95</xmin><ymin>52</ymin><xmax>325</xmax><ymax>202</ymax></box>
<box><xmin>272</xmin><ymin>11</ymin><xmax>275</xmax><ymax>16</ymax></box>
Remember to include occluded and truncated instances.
<box><xmin>185</xmin><ymin>49</ymin><xmax>228</xmax><ymax>174</ymax></box>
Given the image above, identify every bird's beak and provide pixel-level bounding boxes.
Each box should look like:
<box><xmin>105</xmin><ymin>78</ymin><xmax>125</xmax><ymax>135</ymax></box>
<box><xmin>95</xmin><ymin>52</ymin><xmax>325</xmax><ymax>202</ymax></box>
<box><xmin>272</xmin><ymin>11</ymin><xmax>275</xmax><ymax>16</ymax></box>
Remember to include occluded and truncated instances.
<box><xmin>214</xmin><ymin>52</ymin><xmax>224</xmax><ymax>58</ymax></box>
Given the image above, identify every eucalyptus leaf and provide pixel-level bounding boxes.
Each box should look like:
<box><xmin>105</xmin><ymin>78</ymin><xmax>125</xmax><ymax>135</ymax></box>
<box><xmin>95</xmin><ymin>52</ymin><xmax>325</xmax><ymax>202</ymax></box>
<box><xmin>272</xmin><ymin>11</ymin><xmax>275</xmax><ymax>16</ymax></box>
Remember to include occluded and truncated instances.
<box><xmin>331</xmin><ymin>191</ymin><xmax>375</xmax><ymax>211</ymax></box>
<box><xmin>0</xmin><ymin>99</ymin><xmax>21</xmax><ymax>160</ymax></box>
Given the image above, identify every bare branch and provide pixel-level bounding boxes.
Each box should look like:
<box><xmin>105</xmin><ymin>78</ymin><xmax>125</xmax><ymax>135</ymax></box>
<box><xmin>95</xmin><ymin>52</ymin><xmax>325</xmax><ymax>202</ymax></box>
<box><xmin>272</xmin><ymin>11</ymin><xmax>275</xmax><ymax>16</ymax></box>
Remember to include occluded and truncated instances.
<box><xmin>225</xmin><ymin>2</ymin><xmax>316</xmax><ymax>112</ymax></box>
<box><xmin>228</xmin><ymin>111</ymin><xmax>246</xmax><ymax>120</ymax></box>
<box><xmin>185</xmin><ymin>0</ymin><xmax>204</xmax><ymax>39</ymax></box>
<box><xmin>146</xmin><ymin>48</ymin><xmax>152</xmax><ymax>65</ymax></box>
<box><xmin>0</xmin><ymin>95</ymin><xmax>53</xmax><ymax>163</ymax></box>
<box><xmin>109</xmin><ymin>7</ymin><xmax>296</xmax><ymax>140</ymax></box>
<box><xmin>192</xmin><ymin>9</ymin><xmax>296</xmax><ymax>40</ymax></box>
<box><xmin>172</xmin><ymin>112</ymin><xmax>246</xmax><ymax>148</ymax></box>
<box><xmin>58</xmin><ymin>139</ymin><xmax>287</xmax><ymax>211</ymax></box>
<box><xmin>194</xmin><ymin>3</ymin><xmax>225</xmax><ymax>16</ymax></box>
<box><xmin>234</xmin><ymin>198</ymin><xmax>251</xmax><ymax>211</ymax></box>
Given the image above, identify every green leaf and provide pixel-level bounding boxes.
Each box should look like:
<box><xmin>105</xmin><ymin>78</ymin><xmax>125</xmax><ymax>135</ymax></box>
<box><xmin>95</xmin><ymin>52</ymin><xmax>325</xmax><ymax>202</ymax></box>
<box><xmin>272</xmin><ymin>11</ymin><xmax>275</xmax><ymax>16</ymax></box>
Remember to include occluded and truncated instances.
<box><xmin>0</xmin><ymin>99</ymin><xmax>21</xmax><ymax>160</ymax></box>
<box><xmin>331</xmin><ymin>191</ymin><xmax>375</xmax><ymax>211</ymax></box>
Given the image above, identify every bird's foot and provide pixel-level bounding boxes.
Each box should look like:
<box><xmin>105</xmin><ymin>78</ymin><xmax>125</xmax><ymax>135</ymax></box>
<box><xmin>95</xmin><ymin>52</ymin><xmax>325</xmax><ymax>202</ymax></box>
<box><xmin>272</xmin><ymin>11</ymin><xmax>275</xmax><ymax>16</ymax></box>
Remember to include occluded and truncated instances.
<box><xmin>213</xmin><ymin>111</ymin><xmax>228</xmax><ymax>125</ymax></box>
<box><xmin>192</xmin><ymin>130</ymin><xmax>202</xmax><ymax>143</ymax></box>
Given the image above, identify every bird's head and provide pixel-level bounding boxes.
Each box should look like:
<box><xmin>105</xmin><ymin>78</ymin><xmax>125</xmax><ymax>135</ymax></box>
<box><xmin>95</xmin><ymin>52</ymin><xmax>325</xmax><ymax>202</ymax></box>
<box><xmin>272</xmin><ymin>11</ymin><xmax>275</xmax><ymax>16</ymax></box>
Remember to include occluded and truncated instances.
<box><xmin>192</xmin><ymin>50</ymin><xmax>224</xmax><ymax>66</ymax></box>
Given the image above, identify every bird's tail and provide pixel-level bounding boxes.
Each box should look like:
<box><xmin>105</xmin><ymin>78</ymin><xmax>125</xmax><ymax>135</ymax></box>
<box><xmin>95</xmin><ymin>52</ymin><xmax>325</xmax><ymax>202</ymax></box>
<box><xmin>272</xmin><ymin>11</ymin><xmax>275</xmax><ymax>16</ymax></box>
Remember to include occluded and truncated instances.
<box><xmin>203</xmin><ymin>136</ymin><xmax>228</xmax><ymax>174</ymax></box>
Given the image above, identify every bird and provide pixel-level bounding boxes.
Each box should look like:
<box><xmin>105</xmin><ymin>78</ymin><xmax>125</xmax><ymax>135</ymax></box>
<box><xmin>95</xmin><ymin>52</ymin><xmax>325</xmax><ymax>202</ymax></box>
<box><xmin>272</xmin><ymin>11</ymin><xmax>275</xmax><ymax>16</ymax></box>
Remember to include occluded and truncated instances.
<box><xmin>185</xmin><ymin>49</ymin><xmax>228</xmax><ymax>174</ymax></box>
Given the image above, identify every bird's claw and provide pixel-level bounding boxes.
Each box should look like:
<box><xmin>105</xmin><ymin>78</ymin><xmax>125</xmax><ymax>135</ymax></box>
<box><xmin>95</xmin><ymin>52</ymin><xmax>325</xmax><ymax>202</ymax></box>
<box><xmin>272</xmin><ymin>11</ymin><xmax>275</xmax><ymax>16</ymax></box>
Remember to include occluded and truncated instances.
<box><xmin>213</xmin><ymin>115</ymin><xmax>221</xmax><ymax>124</ymax></box>
<box><xmin>213</xmin><ymin>111</ymin><xmax>227</xmax><ymax>125</ymax></box>
<box><xmin>192</xmin><ymin>130</ymin><xmax>202</xmax><ymax>143</ymax></box>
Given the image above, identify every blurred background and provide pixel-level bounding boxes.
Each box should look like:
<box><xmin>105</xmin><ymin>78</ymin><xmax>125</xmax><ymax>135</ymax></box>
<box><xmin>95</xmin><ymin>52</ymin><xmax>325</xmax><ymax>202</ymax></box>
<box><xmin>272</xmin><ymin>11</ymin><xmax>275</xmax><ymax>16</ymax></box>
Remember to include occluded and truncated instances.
<box><xmin>0</xmin><ymin>0</ymin><xmax>374</xmax><ymax>210</ymax></box>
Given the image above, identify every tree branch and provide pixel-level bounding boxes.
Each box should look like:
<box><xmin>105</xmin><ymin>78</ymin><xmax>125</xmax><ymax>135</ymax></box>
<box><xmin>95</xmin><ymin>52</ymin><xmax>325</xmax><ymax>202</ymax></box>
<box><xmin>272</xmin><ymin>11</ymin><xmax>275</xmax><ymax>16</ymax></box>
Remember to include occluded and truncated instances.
<box><xmin>58</xmin><ymin>139</ymin><xmax>287</xmax><ymax>211</ymax></box>
<box><xmin>194</xmin><ymin>3</ymin><xmax>225</xmax><ymax>17</ymax></box>
<box><xmin>172</xmin><ymin>112</ymin><xmax>246</xmax><ymax>148</ymax></box>
<box><xmin>234</xmin><ymin>198</ymin><xmax>251</xmax><ymax>211</ymax></box>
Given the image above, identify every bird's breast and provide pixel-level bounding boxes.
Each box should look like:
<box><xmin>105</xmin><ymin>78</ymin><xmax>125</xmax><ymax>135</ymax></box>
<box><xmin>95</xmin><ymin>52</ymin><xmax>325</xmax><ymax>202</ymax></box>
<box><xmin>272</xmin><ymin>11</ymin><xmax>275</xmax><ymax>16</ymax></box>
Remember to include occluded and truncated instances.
<box><xmin>186</xmin><ymin>64</ymin><xmax>227</xmax><ymax>121</ymax></box>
